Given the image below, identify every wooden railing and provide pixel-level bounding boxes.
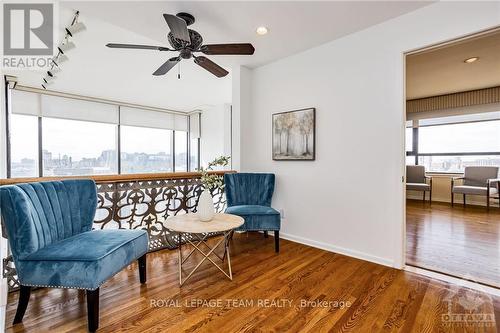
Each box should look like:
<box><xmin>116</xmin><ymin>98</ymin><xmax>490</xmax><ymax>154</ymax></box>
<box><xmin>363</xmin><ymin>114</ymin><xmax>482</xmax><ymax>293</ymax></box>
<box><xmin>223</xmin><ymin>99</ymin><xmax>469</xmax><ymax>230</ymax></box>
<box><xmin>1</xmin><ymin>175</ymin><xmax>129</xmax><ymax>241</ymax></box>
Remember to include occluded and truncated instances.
<box><xmin>1</xmin><ymin>171</ymin><xmax>235</xmax><ymax>291</ymax></box>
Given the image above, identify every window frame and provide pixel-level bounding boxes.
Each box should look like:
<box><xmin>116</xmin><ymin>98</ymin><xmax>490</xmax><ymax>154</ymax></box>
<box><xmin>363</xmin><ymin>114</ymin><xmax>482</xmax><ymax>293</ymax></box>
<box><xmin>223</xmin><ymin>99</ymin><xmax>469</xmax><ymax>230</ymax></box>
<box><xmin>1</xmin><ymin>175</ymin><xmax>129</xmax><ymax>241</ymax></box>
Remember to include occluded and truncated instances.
<box><xmin>406</xmin><ymin>117</ymin><xmax>500</xmax><ymax>173</ymax></box>
<box><xmin>5</xmin><ymin>89</ymin><xmax>201</xmax><ymax>178</ymax></box>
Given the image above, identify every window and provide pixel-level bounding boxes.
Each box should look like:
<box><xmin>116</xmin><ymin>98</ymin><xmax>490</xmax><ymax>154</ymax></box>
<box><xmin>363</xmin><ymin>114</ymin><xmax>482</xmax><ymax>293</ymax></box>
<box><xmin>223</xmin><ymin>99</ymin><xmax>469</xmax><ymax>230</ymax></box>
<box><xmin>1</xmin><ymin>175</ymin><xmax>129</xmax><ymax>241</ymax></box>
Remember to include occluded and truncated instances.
<box><xmin>174</xmin><ymin>131</ymin><xmax>187</xmax><ymax>172</ymax></box>
<box><xmin>42</xmin><ymin>118</ymin><xmax>117</xmax><ymax>176</ymax></box>
<box><xmin>7</xmin><ymin>90</ymin><xmax>199</xmax><ymax>177</ymax></box>
<box><xmin>406</xmin><ymin>114</ymin><xmax>500</xmax><ymax>173</ymax></box>
<box><xmin>120</xmin><ymin>126</ymin><xmax>173</xmax><ymax>174</ymax></box>
<box><xmin>10</xmin><ymin>114</ymin><xmax>39</xmax><ymax>177</ymax></box>
<box><xmin>418</xmin><ymin>155</ymin><xmax>500</xmax><ymax>173</ymax></box>
<box><xmin>418</xmin><ymin>121</ymin><xmax>500</xmax><ymax>154</ymax></box>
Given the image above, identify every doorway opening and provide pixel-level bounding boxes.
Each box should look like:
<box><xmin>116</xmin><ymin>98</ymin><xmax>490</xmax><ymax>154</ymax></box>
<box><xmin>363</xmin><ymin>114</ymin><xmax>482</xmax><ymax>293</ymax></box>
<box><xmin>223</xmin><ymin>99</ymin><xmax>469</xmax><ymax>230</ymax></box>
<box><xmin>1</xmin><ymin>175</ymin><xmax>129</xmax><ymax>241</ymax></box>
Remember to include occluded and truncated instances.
<box><xmin>404</xmin><ymin>28</ymin><xmax>500</xmax><ymax>288</ymax></box>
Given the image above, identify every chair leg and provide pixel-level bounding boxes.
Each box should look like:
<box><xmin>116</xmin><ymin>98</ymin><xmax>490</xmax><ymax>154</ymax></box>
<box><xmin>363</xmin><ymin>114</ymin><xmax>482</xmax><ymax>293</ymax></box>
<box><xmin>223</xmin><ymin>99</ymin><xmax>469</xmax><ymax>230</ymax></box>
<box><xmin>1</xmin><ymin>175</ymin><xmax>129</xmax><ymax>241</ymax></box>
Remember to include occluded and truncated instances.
<box><xmin>463</xmin><ymin>194</ymin><xmax>466</xmax><ymax>207</ymax></box>
<box><xmin>138</xmin><ymin>254</ymin><xmax>147</xmax><ymax>284</ymax></box>
<box><xmin>487</xmin><ymin>190</ymin><xmax>490</xmax><ymax>212</ymax></box>
<box><xmin>13</xmin><ymin>285</ymin><xmax>31</xmax><ymax>324</ymax></box>
<box><xmin>274</xmin><ymin>231</ymin><xmax>280</xmax><ymax>253</ymax></box>
<box><xmin>451</xmin><ymin>191</ymin><xmax>454</xmax><ymax>207</ymax></box>
<box><xmin>264</xmin><ymin>231</ymin><xmax>268</xmax><ymax>238</ymax></box>
<box><xmin>86</xmin><ymin>288</ymin><xmax>100</xmax><ymax>333</ymax></box>
<box><xmin>429</xmin><ymin>189</ymin><xmax>432</xmax><ymax>204</ymax></box>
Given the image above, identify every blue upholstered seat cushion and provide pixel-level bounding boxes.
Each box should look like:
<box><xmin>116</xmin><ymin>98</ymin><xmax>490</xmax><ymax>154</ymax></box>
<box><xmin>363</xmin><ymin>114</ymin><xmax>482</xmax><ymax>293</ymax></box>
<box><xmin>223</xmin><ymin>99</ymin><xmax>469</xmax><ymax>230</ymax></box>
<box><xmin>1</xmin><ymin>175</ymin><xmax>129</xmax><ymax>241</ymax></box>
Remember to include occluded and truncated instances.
<box><xmin>226</xmin><ymin>205</ymin><xmax>280</xmax><ymax>231</ymax></box>
<box><xmin>16</xmin><ymin>230</ymin><xmax>148</xmax><ymax>290</ymax></box>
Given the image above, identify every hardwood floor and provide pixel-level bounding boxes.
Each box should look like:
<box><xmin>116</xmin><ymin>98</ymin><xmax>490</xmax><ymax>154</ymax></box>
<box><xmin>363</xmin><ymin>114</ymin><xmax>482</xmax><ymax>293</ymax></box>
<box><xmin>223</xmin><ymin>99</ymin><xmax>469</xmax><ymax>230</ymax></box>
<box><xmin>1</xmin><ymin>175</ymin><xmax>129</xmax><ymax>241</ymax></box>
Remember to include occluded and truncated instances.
<box><xmin>6</xmin><ymin>232</ymin><xmax>500</xmax><ymax>332</ymax></box>
<box><xmin>406</xmin><ymin>200</ymin><xmax>500</xmax><ymax>288</ymax></box>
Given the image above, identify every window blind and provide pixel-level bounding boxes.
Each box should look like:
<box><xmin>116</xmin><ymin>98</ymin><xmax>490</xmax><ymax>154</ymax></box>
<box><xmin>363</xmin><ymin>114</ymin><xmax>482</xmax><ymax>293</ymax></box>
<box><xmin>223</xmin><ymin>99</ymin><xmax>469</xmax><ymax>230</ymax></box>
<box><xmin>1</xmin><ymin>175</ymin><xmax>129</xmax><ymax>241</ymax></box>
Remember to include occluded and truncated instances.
<box><xmin>120</xmin><ymin>107</ymin><xmax>188</xmax><ymax>131</ymax></box>
<box><xmin>41</xmin><ymin>94</ymin><xmax>119</xmax><ymax>124</ymax></box>
<box><xmin>11</xmin><ymin>89</ymin><xmax>189</xmax><ymax>131</ymax></box>
<box><xmin>11</xmin><ymin>90</ymin><xmax>40</xmax><ymax>116</ymax></box>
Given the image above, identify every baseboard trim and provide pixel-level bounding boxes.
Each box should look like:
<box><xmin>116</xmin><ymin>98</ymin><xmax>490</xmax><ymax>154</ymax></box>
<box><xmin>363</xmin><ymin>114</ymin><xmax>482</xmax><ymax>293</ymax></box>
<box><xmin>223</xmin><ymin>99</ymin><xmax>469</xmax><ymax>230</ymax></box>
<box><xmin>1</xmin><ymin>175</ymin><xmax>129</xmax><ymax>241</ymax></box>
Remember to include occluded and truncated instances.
<box><xmin>280</xmin><ymin>232</ymin><xmax>394</xmax><ymax>268</ymax></box>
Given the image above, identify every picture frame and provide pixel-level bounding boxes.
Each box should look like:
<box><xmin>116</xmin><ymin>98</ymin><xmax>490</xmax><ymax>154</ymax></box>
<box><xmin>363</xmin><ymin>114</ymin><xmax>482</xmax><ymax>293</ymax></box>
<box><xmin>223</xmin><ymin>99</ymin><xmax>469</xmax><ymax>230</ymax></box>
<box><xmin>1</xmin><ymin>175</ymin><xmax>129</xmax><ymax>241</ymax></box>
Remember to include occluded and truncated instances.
<box><xmin>272</xmin><ymin>107</ymin><xmax>315</xmax><ymax>161</ymax></box>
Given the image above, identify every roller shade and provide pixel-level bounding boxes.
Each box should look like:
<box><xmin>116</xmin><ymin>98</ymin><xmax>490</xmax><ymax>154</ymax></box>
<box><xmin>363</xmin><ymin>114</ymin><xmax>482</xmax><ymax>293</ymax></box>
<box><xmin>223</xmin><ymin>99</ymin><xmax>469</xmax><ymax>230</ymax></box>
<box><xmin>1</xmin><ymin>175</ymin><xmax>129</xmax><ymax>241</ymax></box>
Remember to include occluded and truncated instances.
<box><xmin>11</xmin><ymin>88</ymin><xmax>189</xmax><ymax>130</ymax></box>
<box><xmin>41</xmin><ymin>95</ymin><xmax>119</xmax><ymax>124</ymax></box>
<box><xmin>174</xmin><ymin>114</ymin><xmax>188</xmax><ymax>131</ymax></box>
<box><xmin>11</xmin><ymin>90</ymin><xmax>40</xmax><ymax>116</ymax></box>
<box><xmin>120</xmin><ymin>106</ymin><xmax>188</xmax><ymax>131</ymax></box>
<box><xmin>418</xmin><ymin>111</ymin><xmax>500</xmax><ymax>127</ymax></box>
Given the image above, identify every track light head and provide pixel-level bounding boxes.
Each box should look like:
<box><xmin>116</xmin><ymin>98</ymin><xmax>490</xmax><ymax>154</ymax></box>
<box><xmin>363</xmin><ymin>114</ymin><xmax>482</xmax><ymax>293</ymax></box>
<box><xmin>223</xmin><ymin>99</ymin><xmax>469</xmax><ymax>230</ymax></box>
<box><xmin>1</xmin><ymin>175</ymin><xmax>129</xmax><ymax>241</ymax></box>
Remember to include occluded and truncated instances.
<box><xmin>65</xmin><ymin>22</ymin><xmax>86</xmax><ymax>37</ymax></box>
<box><xmin>58</xmin><ymin>41</ymin><xmax>75</xmax><ymax>54</ymax></box>
<box><xmin>51</xmin><ymin>54</ymin><xmax>68</xmax><ymax>66</ymax></box>
<box><xmin>43</xmin><ymin>77</ymin><xmax>55</xmax><ymax>85</ymax></box>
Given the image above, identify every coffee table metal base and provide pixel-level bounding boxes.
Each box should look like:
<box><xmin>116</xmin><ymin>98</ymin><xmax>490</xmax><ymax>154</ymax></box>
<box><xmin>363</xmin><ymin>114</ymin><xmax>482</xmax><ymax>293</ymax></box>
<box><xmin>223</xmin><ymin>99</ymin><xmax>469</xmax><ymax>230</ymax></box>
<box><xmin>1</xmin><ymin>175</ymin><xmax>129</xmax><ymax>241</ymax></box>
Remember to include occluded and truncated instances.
<box><xmin>176</xmin><ymin>231</ymin><xmax>234</xmax><ymax>286</ymax></box>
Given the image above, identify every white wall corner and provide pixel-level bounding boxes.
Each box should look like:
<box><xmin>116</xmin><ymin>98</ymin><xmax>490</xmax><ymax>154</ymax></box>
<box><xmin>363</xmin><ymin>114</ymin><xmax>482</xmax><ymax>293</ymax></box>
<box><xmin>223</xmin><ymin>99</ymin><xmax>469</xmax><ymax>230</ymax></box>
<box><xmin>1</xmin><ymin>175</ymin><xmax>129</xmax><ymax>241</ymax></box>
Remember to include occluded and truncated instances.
<box><xmin>231</xmin><ymin>65</ymin><xmax>253</xmax><ymax>171</ymax></box>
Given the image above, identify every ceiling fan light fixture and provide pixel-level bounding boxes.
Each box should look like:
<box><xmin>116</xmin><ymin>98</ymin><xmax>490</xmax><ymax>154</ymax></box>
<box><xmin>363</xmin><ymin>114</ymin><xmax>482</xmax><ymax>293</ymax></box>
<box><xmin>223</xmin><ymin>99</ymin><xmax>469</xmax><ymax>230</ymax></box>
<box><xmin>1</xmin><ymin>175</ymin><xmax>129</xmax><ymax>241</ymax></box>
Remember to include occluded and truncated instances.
<box><xmin>256</xmin><ymin>26</ymin><xmax>268</xmax><ymax>35</ymax></box>
<box><xmin>464</xmin><ymin>57</ymin><xmax>479</xmax><ymax>63</ymax></box>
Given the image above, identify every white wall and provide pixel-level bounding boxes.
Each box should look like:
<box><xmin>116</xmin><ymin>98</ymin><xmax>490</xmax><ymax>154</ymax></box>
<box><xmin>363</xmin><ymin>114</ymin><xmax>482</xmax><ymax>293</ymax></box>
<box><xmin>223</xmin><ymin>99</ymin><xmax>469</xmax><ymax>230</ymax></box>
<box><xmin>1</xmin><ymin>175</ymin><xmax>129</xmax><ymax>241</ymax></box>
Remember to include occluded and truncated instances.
<box><xmin>241</xmin><ymin>1</ymin><xmax>500</xmax><ymax>268</ymax></box>
<box><xmin>231</xmin><ymin>65</ymin><xmax>252</xmax><ymax>171</ymax></box>
<box><xmin>200</xmin><ymin>104</ymin><xmax>232</xmax><ymax>167</ymax></box>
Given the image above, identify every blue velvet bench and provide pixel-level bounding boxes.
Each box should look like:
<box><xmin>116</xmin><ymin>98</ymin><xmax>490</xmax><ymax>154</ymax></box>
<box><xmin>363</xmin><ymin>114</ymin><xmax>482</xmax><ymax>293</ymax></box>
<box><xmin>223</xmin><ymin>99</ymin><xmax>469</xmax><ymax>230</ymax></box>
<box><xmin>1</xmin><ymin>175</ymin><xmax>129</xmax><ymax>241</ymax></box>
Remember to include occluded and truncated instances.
<box><xmin>0</xmin><ymin>179</ymin><xmax>148</xmax><ymax>332</ymax></box>
<box><xmin>224</xmin><ymin>173</ymin><xmax>281</xmax><ymax>252</ymax></box>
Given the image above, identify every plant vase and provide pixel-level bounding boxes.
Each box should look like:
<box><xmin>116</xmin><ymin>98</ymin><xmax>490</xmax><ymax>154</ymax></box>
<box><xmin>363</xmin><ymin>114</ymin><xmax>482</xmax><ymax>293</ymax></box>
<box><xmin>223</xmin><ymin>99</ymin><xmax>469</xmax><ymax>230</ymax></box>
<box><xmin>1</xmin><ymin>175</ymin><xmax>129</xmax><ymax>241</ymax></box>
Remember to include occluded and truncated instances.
<box><xmin>198</xmin><ymin>189</ymin><xmax>215</xmax><ymax>221</ymax></box>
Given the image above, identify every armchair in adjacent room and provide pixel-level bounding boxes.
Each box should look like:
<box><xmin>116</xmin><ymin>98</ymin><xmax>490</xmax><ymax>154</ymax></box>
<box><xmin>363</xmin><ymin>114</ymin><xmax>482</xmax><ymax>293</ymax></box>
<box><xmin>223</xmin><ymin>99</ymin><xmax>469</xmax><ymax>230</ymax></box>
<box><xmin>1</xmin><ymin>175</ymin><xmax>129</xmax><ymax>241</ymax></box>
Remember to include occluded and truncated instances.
<box><xmin>0</xmin><ymin>179</ymin><xmax>149</xmax><ymax>332</ymax></box>
<box><xmin>406</xmin><ymin>165</ymin><xmax>432</xmax><ymax>203</ymax></box>
<box><xmin>451</xmin><ymin>166</ymin><xmax>500</xmax><ymax>210</ymax></box>
<box><xmin>224</xmin><ymin>173</ymin><xmax>281</xmax><ymax>252</ymax></box>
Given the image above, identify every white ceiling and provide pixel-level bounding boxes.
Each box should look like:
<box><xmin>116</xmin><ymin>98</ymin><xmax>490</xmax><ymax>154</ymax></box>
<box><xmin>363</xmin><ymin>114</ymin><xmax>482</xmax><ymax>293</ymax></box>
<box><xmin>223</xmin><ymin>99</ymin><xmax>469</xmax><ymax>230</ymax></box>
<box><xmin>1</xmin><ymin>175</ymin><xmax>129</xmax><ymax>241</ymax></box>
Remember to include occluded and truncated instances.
<box><xmin>70</xmin><ymin>1</ymin><xmax>432</xmax><ymax>68</ymax></box>
<box><xmin>5</xmin><ymin>1</ymin><xmax>432</xmax><ymax>111</ymax></box>
<box><xmin>406</xmin><ymin>29</ymin><xmax>500</xmax><ymax>99</ymax></box>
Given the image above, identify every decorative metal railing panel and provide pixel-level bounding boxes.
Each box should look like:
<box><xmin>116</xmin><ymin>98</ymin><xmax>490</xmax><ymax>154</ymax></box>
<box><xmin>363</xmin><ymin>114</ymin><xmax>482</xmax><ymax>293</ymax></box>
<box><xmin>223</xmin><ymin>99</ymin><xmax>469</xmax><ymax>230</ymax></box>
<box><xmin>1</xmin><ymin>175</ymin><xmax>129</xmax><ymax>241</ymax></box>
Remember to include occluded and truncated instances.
<box><xmin>94</xmin><ymin>177</ymin><xmax>226</xmax><ymax>251</ymax></box>
<box><xmin>2</xmin><ymin>172</ymin><xmax>228</xmax><ymax>291</ymax></box>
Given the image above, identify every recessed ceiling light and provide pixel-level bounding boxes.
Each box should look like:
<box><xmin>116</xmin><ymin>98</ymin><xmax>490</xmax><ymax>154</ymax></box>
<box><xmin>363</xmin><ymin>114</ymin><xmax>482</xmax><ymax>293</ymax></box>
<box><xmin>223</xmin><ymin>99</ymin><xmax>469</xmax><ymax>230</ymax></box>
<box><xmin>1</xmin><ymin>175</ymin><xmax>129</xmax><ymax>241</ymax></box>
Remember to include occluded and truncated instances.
<box><xmin>256</xmin><ymin>26</ymin><xmax>268</xmax><ymax>35</ymax></box>
<box><xmin>464</xmin><ymin>57</ymin><xmax>479</xmax><ymax>63</ymax></box>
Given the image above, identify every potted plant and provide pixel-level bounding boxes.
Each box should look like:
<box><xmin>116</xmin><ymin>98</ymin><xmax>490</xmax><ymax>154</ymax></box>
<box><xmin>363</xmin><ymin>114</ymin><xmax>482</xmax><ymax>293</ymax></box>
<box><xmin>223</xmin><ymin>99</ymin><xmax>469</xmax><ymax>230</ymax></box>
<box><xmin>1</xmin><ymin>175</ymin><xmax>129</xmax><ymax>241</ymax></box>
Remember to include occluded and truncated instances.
<box><xmin>197</xmin><ymin>156</ymin><xmax>230</xmax><ymax>221</ymax></box>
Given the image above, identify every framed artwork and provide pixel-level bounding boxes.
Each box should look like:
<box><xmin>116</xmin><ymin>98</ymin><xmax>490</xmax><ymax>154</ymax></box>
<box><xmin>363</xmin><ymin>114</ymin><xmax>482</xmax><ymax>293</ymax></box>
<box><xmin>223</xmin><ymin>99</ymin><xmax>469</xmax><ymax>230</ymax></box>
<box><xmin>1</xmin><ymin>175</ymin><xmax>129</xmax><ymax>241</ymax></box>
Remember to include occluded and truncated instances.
<box><xmin>272</xmin><ymin>107</ymin><xmax>315</xmax><ymax>161</ymax></box>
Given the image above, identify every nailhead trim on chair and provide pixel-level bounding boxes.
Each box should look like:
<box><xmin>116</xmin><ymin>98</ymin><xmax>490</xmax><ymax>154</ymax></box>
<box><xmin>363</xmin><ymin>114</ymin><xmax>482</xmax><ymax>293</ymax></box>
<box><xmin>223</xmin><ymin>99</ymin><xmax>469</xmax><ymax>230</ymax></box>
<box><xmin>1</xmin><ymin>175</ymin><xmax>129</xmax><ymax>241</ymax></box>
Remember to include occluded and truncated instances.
<box><xmin>20</xmin><ymin>280</ymin><xmax>105</xmax><ymax>291</ymax></box>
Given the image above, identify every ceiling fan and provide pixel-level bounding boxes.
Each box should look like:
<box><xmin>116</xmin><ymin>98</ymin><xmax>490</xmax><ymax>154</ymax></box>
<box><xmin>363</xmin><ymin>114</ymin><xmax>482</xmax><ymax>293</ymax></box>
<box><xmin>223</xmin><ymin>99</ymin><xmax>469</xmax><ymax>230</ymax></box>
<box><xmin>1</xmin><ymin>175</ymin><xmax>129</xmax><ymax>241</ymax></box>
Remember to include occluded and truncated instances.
<box><xmin>106</xmin><ymin>12</ymin><xmax>255</xmax><ymax>78</ymax></box>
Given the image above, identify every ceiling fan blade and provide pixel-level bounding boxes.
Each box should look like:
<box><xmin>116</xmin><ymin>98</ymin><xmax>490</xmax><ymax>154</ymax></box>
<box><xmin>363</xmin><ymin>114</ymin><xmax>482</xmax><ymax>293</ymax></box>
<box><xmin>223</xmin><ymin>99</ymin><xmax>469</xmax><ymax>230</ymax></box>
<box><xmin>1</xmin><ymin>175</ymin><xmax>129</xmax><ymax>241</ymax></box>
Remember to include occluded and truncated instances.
<box><xmin>153</xmin><ymin>57</ymin><xmax>181</xmax><ymax>76</ymax></box>
<box><xmin>200</xmin><ymin>43</ymin><xmax>255</xmax><ymax>55</ymax></box>
<box><xmin>194</xmin><ymin>56</ymin><xmax>229</xmax><ymax>78</ymax></box>
<box><xmin>163</xmin><ymin>14</ymin><xmax>190</xmax><ymax>43</ymax></box>
<box><xmin>106</xmin><ymin>43</ymin><xmax>170</xmax><ymax>51</ymax></box>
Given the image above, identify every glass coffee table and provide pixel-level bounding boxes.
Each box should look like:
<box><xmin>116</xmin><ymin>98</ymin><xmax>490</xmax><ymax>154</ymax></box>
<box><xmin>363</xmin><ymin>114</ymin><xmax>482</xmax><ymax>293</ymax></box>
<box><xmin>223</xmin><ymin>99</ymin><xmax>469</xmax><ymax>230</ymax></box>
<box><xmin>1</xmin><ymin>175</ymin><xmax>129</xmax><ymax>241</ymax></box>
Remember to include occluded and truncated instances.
<box><xmin>165</xmin><ymin>213</ymin><xmax>244</xmax><ymax>286</ymax></box>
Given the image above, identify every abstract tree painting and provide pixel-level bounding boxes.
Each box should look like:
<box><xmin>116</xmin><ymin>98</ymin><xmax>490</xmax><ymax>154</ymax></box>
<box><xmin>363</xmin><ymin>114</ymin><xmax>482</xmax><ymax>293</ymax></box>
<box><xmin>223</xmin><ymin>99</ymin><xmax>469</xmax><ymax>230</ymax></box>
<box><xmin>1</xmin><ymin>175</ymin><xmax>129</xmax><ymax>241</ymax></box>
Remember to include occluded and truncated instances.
<box><xmin>272</xmin><ymin>108</ymin><xmax>315</xmax><ymax>160</ymax></box>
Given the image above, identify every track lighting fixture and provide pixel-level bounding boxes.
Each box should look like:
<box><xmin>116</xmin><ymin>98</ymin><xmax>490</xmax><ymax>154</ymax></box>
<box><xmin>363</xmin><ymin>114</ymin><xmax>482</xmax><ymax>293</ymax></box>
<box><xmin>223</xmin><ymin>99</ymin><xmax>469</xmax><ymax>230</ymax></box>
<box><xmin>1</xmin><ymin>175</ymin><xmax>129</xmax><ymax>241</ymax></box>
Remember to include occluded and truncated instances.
<box><xmin>43</xmin><ymin>77</ymin><xmax>55</xmax><ymax>85</ymax></box>
<box><xmin>40</xmin><ymin>10</ymin><xmax>84</xmax><ymax>90</ymax></box>
<box><xmin>66</xmin><ymin>22</ymin><xmax>86</xmax><ymax>37</ymax></box>
<box><xmin>57</xmin><ymin>41</ymin><xmax>76</xmax><ymax>54</ymax></box>
<box><xmin>51</xmin><ymin>54</ymin><xmax>68</xmax><ymax>67</ymax></box>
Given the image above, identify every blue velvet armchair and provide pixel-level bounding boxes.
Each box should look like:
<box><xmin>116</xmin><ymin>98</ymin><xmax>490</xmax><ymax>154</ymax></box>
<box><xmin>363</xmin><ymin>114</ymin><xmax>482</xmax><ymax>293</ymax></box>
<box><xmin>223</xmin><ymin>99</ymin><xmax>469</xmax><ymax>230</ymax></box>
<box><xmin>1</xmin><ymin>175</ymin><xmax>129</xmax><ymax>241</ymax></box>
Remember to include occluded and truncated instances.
<box><xmin>224</xmin><ymin>173</ymin><xmax>281</xmax><ymax>252</ymax></box>
<box><xmin>0</xmin><ymin>179</ymin><xmax>148</xmax><ymax>332</ymax></box>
